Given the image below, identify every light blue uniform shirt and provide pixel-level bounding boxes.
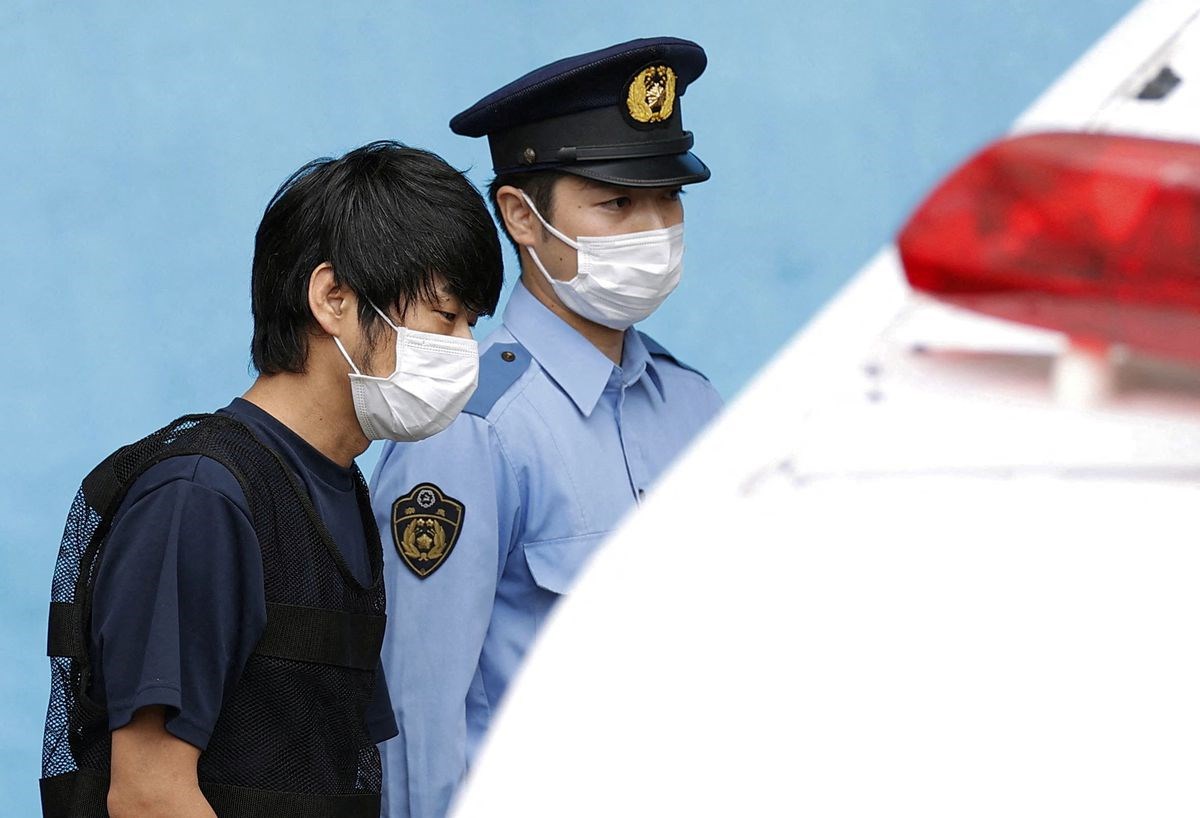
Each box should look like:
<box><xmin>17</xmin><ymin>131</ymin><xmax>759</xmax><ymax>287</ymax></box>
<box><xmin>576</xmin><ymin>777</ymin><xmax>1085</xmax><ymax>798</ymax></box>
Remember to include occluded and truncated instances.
<box><xmin>371</xmin><ymin>282</ymin><xmax>723</xmax><ymax>818</ymax></box>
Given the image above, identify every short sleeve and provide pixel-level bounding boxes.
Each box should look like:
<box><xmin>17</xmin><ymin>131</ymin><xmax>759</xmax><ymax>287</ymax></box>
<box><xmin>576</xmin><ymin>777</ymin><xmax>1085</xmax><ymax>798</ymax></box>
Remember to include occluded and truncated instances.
<box><xmin>372</xmin><ymin>413</ymin><xmax>522</xmax><ymax>818</ymax></box>
<box><xmin>89</xmin><ymin>457</ymin><xmax>267</xmax><ymax>750</ymax></box>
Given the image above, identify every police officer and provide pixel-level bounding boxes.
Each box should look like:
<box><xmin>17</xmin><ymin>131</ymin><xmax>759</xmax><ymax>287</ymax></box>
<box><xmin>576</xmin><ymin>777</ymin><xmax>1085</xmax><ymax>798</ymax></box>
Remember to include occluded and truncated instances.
<box><xmin>370</xmin><ymin>39</ymin><xmax>723</xmax><ymax>818</ymax></box>
<box><xmin>39</xmin><ymin>142</ymin><xmax>503</xmax><ymax>817</ymax></box>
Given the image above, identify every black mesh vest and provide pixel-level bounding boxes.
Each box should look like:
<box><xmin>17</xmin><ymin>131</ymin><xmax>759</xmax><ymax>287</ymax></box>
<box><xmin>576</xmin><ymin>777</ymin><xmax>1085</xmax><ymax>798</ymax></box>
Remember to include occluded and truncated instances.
<box><xmin>40</xmin><ymin>413</ymin><xmax>387</xmax><ymax>818</ymax></box>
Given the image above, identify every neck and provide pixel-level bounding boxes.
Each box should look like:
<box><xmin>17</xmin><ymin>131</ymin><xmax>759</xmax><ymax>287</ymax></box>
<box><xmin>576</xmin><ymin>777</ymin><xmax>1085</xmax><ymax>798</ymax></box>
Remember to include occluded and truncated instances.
<box><xmin>242</xmin><ymin>364</ymin><xmax>368</xmax><ymax>468</ymax></box>
<box><xmin>520</xmin><ymin>267</ymin><xmax>625</xmax><ymax>365</ymax></box>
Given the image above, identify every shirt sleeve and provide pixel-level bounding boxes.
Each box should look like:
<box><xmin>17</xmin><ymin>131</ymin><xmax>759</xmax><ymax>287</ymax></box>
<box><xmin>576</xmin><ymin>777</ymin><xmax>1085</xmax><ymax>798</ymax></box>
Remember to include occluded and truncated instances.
<box><xmin>371</xmin><ymin>414</ymin><xmax>521</xmax><ymax>818</ymax></box>
<box><xmin>90</xmin><ymin>457</ymin><xmax>266</xmax><ymax>751</ymax></box>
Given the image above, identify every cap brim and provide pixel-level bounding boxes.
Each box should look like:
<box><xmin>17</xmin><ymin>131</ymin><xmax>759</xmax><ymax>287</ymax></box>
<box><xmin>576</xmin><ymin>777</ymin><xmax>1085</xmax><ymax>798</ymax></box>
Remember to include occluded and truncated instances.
<box><xmin>560</xmin><ymin>151</ymin><xmax>710</xmax><ymax>188</ymax></box>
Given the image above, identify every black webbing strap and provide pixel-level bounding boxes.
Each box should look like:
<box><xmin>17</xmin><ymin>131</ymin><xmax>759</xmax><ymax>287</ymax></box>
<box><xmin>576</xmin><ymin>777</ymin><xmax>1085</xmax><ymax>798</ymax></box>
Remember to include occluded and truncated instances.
<box><xmin>39</xmin><ymin>770</ymin><xmax>109</xmax><ymax>818</ymax></box>
<box><xmin>39</xmin><ymin>771</ymin><xmax>381</xmax><ymax>818</ymax></box>
<box><xmin>254</xmin><ymin>603</ymin><xmax>385</xmax><ymax>670</ymax></box>
<box><xmin>47</xmin><ymin>601</ymin><xmax>84</xmax><ymax>658</ymax></box>
<box><xmin>202</xmin><ymin>781</ymin><xmax>382</xmax><ymax>818</ymax></box>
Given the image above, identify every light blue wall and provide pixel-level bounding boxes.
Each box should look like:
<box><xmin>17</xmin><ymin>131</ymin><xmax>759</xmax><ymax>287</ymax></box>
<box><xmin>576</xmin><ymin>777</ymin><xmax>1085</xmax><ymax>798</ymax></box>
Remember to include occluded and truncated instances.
<box><xmin>2</xmin><ymin>0</ymin><xmax>1134</xmax><ymax>809</ymax></box>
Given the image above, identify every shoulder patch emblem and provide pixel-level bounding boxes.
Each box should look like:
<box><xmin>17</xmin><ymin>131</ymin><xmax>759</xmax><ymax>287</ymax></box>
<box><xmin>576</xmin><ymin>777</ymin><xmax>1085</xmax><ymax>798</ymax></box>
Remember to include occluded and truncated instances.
<box><xmin>391</xmin><ymin>483</ymin><xmax>465</xmax><ymax>579</ymax></box>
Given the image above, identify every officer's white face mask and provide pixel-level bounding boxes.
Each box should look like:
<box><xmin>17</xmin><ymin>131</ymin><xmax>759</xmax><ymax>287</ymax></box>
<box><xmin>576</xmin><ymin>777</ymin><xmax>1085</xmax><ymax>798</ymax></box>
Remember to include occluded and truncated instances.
<box><xmin>333</xmin><ymin>302</ymin><xmax>479</xmax><ymax>442</ymax></box>
<box><xmin>521</xmin><ymin>191</ymin><xmax>684</xmax><ymax>330</ymax></box>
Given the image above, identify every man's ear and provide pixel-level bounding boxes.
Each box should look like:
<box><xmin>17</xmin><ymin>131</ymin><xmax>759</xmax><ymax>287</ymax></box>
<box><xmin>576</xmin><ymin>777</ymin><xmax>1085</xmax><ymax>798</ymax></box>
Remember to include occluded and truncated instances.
<box><xmin>495</xmin><ymin>185</ymin><xmax>544</xmax><ymax>248</ymax></box>
<box><xmin>308</xmin><ymin>263</ymin><xmax>354</xmax><ymax>337</ymax></box>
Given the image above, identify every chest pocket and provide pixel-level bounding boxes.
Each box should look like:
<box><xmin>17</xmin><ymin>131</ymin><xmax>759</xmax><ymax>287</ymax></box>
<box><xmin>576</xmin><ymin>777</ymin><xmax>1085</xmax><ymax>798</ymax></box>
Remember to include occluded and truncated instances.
<box><xmin>522</xmin><ymin>531</ymin><xmax>613</xmax><ymax>595</ymax></box>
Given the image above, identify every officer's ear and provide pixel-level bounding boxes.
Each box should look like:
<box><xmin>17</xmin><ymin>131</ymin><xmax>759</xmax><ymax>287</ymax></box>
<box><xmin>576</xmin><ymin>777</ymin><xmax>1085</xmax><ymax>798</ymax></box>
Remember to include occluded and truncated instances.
<box><xmin>494</xmin><ymin>185</ymin><xmax>542</xmax><ymax>248</ymax></box>
<box><xmin>308</xmin><ymin>263</ymin><xmax>355</xmax><ymax>337</ymax></box>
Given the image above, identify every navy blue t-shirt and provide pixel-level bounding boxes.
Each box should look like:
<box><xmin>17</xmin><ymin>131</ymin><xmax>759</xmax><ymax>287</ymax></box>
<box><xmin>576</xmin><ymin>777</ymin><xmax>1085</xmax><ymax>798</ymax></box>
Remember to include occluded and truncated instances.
<box><xmin>89</xmin><ymin>398</ymin><xmax>398</xmax><ymax>749</ymax></box>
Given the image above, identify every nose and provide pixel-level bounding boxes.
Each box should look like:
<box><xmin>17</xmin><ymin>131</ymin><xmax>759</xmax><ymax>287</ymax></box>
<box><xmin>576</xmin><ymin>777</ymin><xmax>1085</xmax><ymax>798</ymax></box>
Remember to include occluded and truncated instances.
<box><xmin>641</xmin><ymin>194</ymin><xmax>683</xmax><ymax>231</ymax></box>
<box><xmin>631</xmin><ymin>205</ymin><xmax>669</xmax><ymax>233</ymax></box>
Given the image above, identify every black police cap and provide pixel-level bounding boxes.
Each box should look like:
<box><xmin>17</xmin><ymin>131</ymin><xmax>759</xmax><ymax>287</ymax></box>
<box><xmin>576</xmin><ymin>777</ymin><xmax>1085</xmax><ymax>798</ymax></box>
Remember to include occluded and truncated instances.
<box><xmin>450</xmin><ymin>37</ymin><xmax>710</xmax><ymax>187</ymax></box>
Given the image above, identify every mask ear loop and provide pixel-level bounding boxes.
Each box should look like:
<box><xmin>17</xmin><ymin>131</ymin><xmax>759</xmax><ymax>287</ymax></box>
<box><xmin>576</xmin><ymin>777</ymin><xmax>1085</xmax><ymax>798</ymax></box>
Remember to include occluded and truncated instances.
<box><xmin>367</xmin><ymin>300</ymin><xmax>404</xmax><ymax>332</ymax></box>
<box><xmin>519</xmin><ymin>191</ymin><xmax>587</xmax><ymax>286</ymax></box>
<box><xmin>519</xmin><ymin>191</ymin><xmax>581</xmax><ymax>250</ymax></box>
<box><xmin>333</xmin><ymin>336</ymin><xmax>363</xmax><ymax>375</ymax></box>
<box><xmin>333</xmin><ymin>299</ymin><xmax>402</xmax><ymax>376</ymax></box>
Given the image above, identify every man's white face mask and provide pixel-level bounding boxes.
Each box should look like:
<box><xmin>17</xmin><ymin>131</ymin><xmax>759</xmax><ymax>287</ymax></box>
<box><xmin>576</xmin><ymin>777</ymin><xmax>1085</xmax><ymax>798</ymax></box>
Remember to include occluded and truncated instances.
<box><xmin>521</xmin><ymin>191</ymin><xmax>684</xmax><ymax>330</ymax></box>
<box><xmin>333</xmin><ymin>302</ymin><xmax>479</xmax><ymax>442</ymax></box>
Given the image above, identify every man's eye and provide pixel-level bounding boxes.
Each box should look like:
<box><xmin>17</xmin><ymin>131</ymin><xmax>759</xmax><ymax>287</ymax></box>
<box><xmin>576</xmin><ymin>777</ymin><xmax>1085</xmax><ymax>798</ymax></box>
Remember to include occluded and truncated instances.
<box><xmin>438</xmin><ymin>311</ymin><xmax>457</xmax><ymax>322</ymax></box>
<box><xmin>665</xmin><ymin>188</ymin><xmax>684</xmax><ymax>201</ymax></box>
<box><xmin>603</xmin><ymin>196</ymin><xmax>631</xmax><ymax>209</ymax></box>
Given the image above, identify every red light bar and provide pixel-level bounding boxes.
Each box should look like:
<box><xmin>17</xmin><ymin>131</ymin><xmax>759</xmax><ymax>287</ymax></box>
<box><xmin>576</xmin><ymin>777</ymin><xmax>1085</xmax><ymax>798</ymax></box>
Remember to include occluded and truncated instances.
<box><xmin>897</xmin><ymin>132</ymin><xmax>1200</xmax><ymax>362</ymax></box>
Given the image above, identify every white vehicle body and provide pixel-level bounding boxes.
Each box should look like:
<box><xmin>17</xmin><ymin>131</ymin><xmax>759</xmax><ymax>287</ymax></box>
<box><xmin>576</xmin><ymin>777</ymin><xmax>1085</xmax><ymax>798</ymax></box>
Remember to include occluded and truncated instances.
<box><xmin>454</xmin><ymin>2</ymin><xmax>1200</xmax><ymax>814</ymax></box>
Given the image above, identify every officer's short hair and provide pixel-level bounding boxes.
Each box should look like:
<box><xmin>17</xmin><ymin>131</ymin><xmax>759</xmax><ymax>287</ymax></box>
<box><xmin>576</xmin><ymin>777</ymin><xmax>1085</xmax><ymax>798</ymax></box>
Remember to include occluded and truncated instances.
<box><xmin>251</xmin><ymin>140</ymin><xmax>503</xmax><ymax>375</ymax></box>
<box><xmin>487</xmin><ymin>171</ymin><xmax>566</xmax><ymax>255</ymax></box>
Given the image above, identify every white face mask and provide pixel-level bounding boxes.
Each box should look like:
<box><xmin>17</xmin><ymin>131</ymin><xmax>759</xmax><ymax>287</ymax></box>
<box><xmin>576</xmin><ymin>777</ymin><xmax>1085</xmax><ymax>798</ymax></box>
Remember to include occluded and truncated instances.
<box><xmin>521</xmin><ymin>191</ymin><xmax>684</xmax><ymax>330</ymax></box>
<box><xmin>333</xmin><ymin>302</ymin><xmax>479</xmax><ymax>442</ymax></box>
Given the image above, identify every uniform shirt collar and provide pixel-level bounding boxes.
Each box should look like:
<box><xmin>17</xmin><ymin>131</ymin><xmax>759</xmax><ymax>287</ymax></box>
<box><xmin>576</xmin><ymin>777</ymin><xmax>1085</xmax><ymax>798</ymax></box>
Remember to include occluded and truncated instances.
<box><xmin>503</xmin><ymin>281</ymin><xmax>662</xmax><ymax>416</ymax></box>
<box><xmin>618</xmin><ymin>326</ymin><xmax>664</xmax><ymax>399</ymax></box>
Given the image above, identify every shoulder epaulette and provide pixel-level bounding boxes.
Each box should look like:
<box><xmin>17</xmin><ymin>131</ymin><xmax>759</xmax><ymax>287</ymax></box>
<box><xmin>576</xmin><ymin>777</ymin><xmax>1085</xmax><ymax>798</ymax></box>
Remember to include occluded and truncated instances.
<box><xmin>463</xmin><ymin>342</ymin><xmax>533</xmax><ymax>418</ymax></box>
<box><xmin>638</xmin><ymin>332</ymin><xmax>709</xmax><ymax>380</ymax></box>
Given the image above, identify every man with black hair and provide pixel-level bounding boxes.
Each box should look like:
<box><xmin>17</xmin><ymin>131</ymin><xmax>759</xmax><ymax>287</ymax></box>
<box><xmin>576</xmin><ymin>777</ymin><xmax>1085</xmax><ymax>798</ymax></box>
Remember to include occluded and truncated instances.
<box><xmin>39</xmin><ymin>141</ymin><xmax>503</xmax><ymax>818</ymax></box>
<box><xmin>370</xmin><ymin>39</ymin><xmax>723</xmax><ymax>818</ymax></box>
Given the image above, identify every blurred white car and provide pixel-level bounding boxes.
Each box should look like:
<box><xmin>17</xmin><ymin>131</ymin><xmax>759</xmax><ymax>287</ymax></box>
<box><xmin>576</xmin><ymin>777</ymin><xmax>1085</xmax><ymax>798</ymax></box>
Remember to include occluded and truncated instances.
<box><xmin>455</xmin><ymin>2</ymin><xmax>1200</xmax><ymax>814</ymax></box>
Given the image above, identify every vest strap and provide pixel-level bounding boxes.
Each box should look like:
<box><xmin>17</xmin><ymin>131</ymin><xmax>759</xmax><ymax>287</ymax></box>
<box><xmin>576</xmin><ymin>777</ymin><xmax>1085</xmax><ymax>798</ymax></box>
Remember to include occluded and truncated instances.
<box><xmin>40</xmin><ymin>771</ymin><xmax>382</xmax><ymax>818</ymax></box>
<box><xmin>40</xmin><ymin>770</ymin><xmax>109</xmax><ymax>818</ymax></box>
<box><xmin>47</xmin><ymin>602</ymin><xmax>84</xmax><ymax>658</ymax></box>
<box><xmin>255</xmin><ymin>603</ymin><xmax>386</xmax><ymax>670</ymax></box>
<box><xmin>201</xmin><ymin>781</ymin><xmax>382</xmax><ymax>818</ymax></box>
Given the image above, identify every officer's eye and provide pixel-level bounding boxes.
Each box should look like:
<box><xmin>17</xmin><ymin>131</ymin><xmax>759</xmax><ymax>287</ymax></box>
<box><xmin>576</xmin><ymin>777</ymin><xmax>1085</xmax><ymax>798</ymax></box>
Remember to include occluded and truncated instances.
<box><xmin>665</xmin><ymin>187</ymin><xmax>685</xmax><ymax>201</ymax></box>
<box><xmin>601</xmin><ymin>196</ymin><xmax>632</xmax><ymax>210</ymax></box>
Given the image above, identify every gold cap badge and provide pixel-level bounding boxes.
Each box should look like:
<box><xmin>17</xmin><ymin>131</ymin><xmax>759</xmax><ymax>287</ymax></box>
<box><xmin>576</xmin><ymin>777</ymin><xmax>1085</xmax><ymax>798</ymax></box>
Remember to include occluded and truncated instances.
<box><xmin>626</xmin><ymin>65</ymin><xmax>677</xmax><ymax>124</ymax></box>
